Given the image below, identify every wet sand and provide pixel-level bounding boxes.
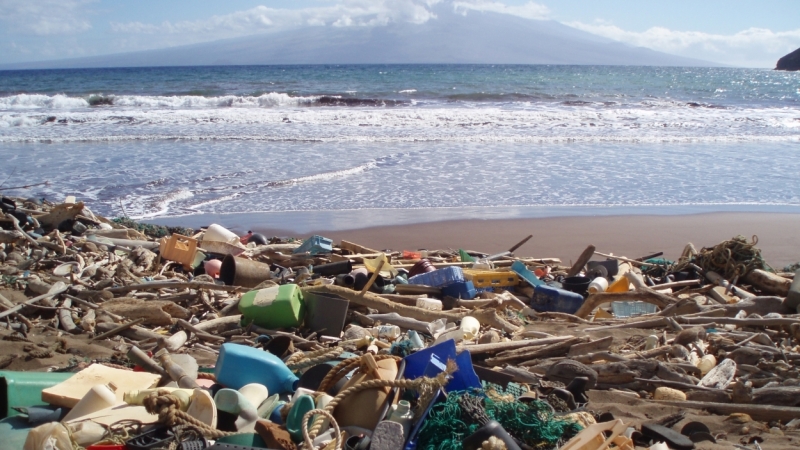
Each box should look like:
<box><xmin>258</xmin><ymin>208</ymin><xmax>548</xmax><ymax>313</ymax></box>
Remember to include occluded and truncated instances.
<box><xmin>295</xmin><ymin>212</ymin><xmax>800</xmax><ymax>268</ymax></box>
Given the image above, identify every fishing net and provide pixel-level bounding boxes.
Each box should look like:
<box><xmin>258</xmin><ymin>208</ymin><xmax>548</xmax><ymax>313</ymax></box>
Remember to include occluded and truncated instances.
<box><xmin>692</xmin><ymin>235</ymin><xmax>768</xmax><ymax>279</ymax></box>
<box><xmin>417</xmin><ymin>390</ymin><xmax>581</xmax><ymax>450</ymax></box>
<box><xmin>112</xmin><ymin>217</ymin><xmax>194</xmax><ymax>239</ymax></box>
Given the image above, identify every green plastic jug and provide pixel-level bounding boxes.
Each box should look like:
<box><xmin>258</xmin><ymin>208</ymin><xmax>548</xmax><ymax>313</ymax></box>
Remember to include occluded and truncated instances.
<box><xmin>239</xmin><ymin>284</ymin><xmax>305</xmax><ymax>329</ymax></box>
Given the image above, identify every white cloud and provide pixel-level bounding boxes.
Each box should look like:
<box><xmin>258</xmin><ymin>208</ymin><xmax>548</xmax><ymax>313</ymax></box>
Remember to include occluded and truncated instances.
<box><xmin>110</xmin><ymin>1</ymin><xmax>438</xmax><ymax>43</ymax></box>
<box><xmin>566</xmin><ymin>21</ymin><xmax>800</xmax><ymax>67</ymax></box>
<box><xmin>0</xmin><ymin>0</ymin><xmax>94</xmax><ymax>36</ymax></box>
<box><xmin>452</xmin><ymin>1</ymin><xmax>549</xmax><ymax>20</ymax></box>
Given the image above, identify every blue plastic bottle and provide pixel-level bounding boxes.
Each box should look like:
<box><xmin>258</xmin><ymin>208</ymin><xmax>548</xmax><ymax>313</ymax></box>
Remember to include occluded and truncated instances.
<box><xmin>215</xmin><ymin>343</ymin><xmax>299</xmax><ymax>394</ymax></box>
<box><xmin>530</xmin><ymin>284</ymin><xmax>585</xmax><ymax>314</ymax></box>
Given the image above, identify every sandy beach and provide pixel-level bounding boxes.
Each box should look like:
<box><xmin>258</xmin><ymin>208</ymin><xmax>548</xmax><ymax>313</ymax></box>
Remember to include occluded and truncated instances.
<box><xmin>251</xmin><ymin>212</ymin><xmax>800</xmax><ymax>269</ymax></box>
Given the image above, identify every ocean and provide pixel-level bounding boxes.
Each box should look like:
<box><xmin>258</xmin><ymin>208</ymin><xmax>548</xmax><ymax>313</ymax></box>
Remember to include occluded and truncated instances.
<box><xmin>0</xmin><ymin>65</ymin><xmax>798</xmax><ymax>233</ymax></box>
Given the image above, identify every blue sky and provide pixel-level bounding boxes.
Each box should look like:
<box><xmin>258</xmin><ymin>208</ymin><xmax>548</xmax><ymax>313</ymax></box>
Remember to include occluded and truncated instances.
<box><xmin>1</xmin><ymin>0</ymin><xmax>798</xmax><ymax>67</ymax></box>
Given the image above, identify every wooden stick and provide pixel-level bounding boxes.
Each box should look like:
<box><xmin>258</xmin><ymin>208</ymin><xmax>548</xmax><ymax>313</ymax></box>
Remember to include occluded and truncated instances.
<box><xmin>458</xmin><ymin>336</ymin><xmax>574</xmax><ymax>355</ymax></box>
<box><xmin>177</xmin><ymin>319</ymin><xmax>225</xmax><ymax>343</ymax></box>
<box><xmin>567</xmin><ymin>245</ymin><xmax>596</xmax><ymax>277</ymax></box>
<box><xmin>304</xmin><ymin>285</ymin><xmax>522</xmax><ymax>333</ymax></box>
<box><xmin>105</xmin><ymin>281</ymin><xmax>244</xmax><ymax>294</ymax></box>
<box><xmin>92</xmin><ymin>318</ymin><xmax>145</xmax><ymax>340</ymax></box>
<box><xmin>508</xmin><ymin>235</ymin><xmax>533</xmax><ymax>253</ymax></box>
<box><xmin>594</xmin><ymin>251</ymin><xmax>659</xmax><ymax>267</ymax></box>
<box><xmin>0</xmin><ymin>282</ymin><xmax>67</xmax><ymax>320</ymax></box>
<box><xmin>654</xmin><ymin>400</ymin><xmax>800</xmax><ymax>423</ymax></box>
<box><xmin>3</xmin><ymin>213</ymin><xmax>40</xmax><ymax>248</ymax></box>
<box><xmin>360</xmin><ymin>259</ymin><xmax>385</xmax><ymax>295</ymax></box>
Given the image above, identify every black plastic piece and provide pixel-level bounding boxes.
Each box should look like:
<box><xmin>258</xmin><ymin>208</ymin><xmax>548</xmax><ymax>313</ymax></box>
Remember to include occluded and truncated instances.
<box><xmin>247</xmin><ymin>233</ymin><xmax>268</xmax><ymax>246</ymax></box>
<box><xmin>641</xmin><ymin>424</ymin><xmax>695</xmax><ymax>450</ymax></box>
<box><xmin>462</xmin><ymin>421</ymin><xmax>522</xmax><ymax>450</ymax></box>
<box><xmin>126</xmin><ymin>426</ymin><xmax>174</xmax><ymax>450</ymax></box>
<box><xmin>566</xmin><ymin>376</ymin><xmax>589</xmax><ymax>404</ymax></box>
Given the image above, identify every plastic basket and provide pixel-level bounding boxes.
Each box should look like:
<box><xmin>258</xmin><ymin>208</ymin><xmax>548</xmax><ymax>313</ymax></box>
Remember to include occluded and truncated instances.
<box><xmin>408</xmin><ymin>266</ymin><xmax>465</xmax><ymax>287</ymax></box>
<box><xmin>159</xmin><ymin>234</ymin><xmax>198</xmax><ymax>268</ymax></box>
<box><xmin>463</xmin><ymin>269</ymin><xmax>520</xmax><ymax>288</ymax></box>
<box><xmin>611</xmin><ymin>301</ymin><xmax>658</xmax><ymax>318</ymax></box>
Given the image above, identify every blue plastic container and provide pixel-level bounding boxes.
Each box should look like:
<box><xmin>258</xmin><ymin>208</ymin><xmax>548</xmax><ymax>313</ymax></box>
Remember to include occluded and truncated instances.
<box><xmin>530</xmin><ymin>284</ymin><xmax>585</xmax><ymax>314</ymax></box>
<box><xmin>408</xmin><ymin>266</ymin><xmax>465</xmax><ymax>287</ymax></box>
<box><xmin>441</xmin><ymin>281</ymin><xmax>477</xmax><ymax>300</ymax></box>
<box><xmin>214</xmin><ymin>343</ymin><xmax>299</xmax><ymax>394</ymax></box>
<box><xmin>511</xmin><ymin>261</ymin><xmax>543</xmax><ymax>287</ymax></box>
<box><xmin>402</xmin><ymin>340</ymin><xmax>481</xmax><ymax>393</ymax></box>
<box><xmin>293</xmin><ymin>235</ymin><xmax>333</xmax><ymax>255</ymax></box>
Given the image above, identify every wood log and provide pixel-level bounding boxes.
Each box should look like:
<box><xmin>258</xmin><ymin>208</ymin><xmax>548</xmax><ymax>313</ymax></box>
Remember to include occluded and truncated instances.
<box><xmin>365</xmin><ymin>313</ymin><xmax>432</xmax><ymax>334</ymax></box>
<box><xmin>176</xmin><ymin>319</ymin><xmax>225</xmax><ymax>343</ymax></box>
<box><xmin>567</xmin><ymin>336</ymin><xmax>613</xmax><ymax>357</ymax></box>
<box><xmin>744</xmin><ymin>269</ymin><xmax>791</xmax><ymax>296</ymax></box>
<box><xmin>705</xmin><ymin>270</ymin><xmax>755</xmax><ymax>299</ymax></box>
<box><xmin>458</xmin><ymin>336</ymin><xmax>574</xmax><ymax>355</ymax></box>
<box><xmin>584</xmin><ymin>317</ymin><xmax>669</xmax><ymax>332</ymax></box>
<box><xmin>499</xmin><ymin>366</ymin><xmax>540</xmax><ymax>384</ymax></box>
<box><xmin>104</xmin><ymin>281</ymin><xmax>244</xmax><ymax>295</ymax></box>
<box><xmin>655</xmin><ymin>400</ymin><xmax>800</xmax><ymax>423</ymax></box>
<box><xmin>567</xmin><ymin>245</ymin><xmax>596</xmax><ymax>277</ymax></box>
<box><xmin>58</xmin><ymin>298</ymin><xmax>79</xmax><ymax>334</ymax></box>
<box><xmin>303</xmin><ymin>285</ymin><xmax>522</xmax><ymax>333</ymax></box>
<box><xmin>194</xmin><ymin>315</ymin><xmax>243</xmax><ymax>334</ymax></box>
<box><xmin>513</xmin><ymin>337</ymin><xmax>589</xmax><ymax>367</ymax></box>
<box><xmin>0</xmin><ymin>282</ymin><xmax>67</xmax><ymax>320</ymax></box>
<box><xmin>679</xmin><ymin>316</ymin><xmax>800</xmax><ymax>327</ymax></box>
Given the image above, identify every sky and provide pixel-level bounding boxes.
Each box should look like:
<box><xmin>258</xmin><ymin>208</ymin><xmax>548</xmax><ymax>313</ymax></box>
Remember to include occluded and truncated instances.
<box><xmin>0</xmin><ymin>0</ymin><xmax>798</xmax><ymax>68</ymax></box>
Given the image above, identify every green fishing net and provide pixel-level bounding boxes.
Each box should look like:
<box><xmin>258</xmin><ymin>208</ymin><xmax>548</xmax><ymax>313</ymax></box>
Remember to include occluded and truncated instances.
<box><xmin>417</xmin><ymin>391</ymin><xmax>582</xmax><ymax>450</ymax></box>
<box><xmin>112</xmin><ymin>217</ymin><xmax>194</xmax><ymax>239</ymax></box>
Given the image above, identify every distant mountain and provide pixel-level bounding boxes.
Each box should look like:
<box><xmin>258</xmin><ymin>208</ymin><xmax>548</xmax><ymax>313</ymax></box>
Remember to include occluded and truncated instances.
<box><xmin>776</xmin><ymin>47</ymin><xmax>800</xmax><ymax>71</ymax></box>
<box><xmin>2</xmin><ymin>6</ymin><xmax>717</xmax><ymax>69</ymax></box>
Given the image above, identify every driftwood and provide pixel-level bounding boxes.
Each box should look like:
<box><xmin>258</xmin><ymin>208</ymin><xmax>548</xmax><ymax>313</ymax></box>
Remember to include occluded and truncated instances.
<box><xmin>459</xmin><ymin>336</ymin><xmax>574</xmax><ymax>355</ymax></box>
<box><xmin>100</xmin><ymin>298</ymin><xmax>189</xmax><ymax>326</ymax></box>
<box><xmin>655</xmin><ymin>400</ymin><xmax>800</xmax><ymax>422</ymax></box>
<box><xmin>705</xmin><ymin>270</ymin><xmax>755</xmax><ymax>299</ymax></box>
<box><xmin>158</xmin><ymin>330</ymin><xmax>188</xmax><ymax>352</ymax></box>
<box><xmin>567</xmin><ymin>336</ymin><xmax>613</xmax><ymax>357</ymax></box>
<box><xmin>516</xmin><ymin>338</ymin><xmax>589</xmax><ymax>367</ymax></box>
<box><xmin>176</xmin><ymin>319</ymin><xmax>226</xmax><ymax>343</ymax></box>
<box><xmin>304</xmin><ymin>285</ymin><xmax>522</xmax><ymax>333</ymax></box>
<box><xmin>0</xmin><ymin>282</ymin><xmax>67</xmax><ymax>320</ymax></box>
<box><xmin>567</xmin><ymin>245</ymin><xmax>596</xmax><ymax>277</ymax></box>
<box><xmin>365</xmin><ymin>313</ymin><xmax>432</xmax><ymax>333</ymax></box>
<box><xmin>500</xmin><ymin>366</ymin><xmax>540</xmax><ymax>383</ymax></box>
<box><xmin>93</xmin><ymin>318</ymin><xmax>147</xmax><ymax>340</ymax></box>
<box><xmin>104</xmin><ymin>281</ymin><xmax>244</xmax><ymax>294</ymax></box>
<box><xmin>745</xmin><ymin>269</ymin><xmax>791</xmax><ymax>296</ymax></box>
<box><xmin>58</xmin><ymin>298</ymin><xmax>79</xmax><ymax>334</ymax></box>
<box><xmin>194</xmin><ymin>315</ymin><xmax>243</xmax><ymax>334</ymax></box>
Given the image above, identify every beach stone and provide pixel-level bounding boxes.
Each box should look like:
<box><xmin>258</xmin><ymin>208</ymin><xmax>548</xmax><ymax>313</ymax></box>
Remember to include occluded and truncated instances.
<box><xmin>545</xmin><ymin>360</ymin><xmax>597</xmax><ymax>389</ymax></box>
<box><xmin>654</xmin><ymin>386</ymin><xmax>686</xmax><ymax>401</ymax></box>
<box><xmin>371</xmin><ymin>421</ymin><xmax>405</xmax><ymax>450</ymax></box>
<box><xmin>674</xmin><ymin>327</ymin><xmax>706</xmax><ymax>346</ymax></box>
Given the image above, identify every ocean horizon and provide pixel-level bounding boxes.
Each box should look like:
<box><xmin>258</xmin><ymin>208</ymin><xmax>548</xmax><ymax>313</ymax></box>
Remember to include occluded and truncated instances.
<box><xmin>1</xmin><ymin>64</ymin><xmax>798</xmax><ymax>230</ymax></box>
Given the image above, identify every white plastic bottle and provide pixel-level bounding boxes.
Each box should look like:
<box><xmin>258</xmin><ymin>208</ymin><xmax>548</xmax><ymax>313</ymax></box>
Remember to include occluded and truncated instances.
<box><xmin>370</xmin><ymin>325</ymin><xmax>401</xmax><ymax>340</ymax></box>
<box><xmin>387</xmin><ymin>400</ymin><xmax>414</xmax><ymax>439</ymax></box>
<box><xmin>459</xmin><ymin>316</ymin><xmax>480</xmax><ymax>340</ymax></box>
<box><xmin>62</xmin><ymin>383</ymin><xmax>118</xmax><ymax>422</ymax></box>
<box><xmin>588</xmin><ymin>277</ymin><xmax>608</xmax><ymax>294</ymax></box>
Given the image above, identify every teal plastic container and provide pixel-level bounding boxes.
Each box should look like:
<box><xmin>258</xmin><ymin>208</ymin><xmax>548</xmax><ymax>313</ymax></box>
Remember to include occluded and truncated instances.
<box><xmin>214</xmin><ymin>343</ymin><xmax>299</xmax><ymax>394</ymax></box>
<box><xmin>239</xmin><ymin>284</ymin><xmax>305</xmax><ymax>329</ymax></box>
<box><xmin>0</xmin><ymin>371</ymin><xmax>73</xmax><ymax>419</ymax></box>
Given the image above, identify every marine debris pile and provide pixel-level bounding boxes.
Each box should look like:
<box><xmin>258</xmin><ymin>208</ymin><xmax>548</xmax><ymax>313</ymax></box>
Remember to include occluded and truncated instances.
<box><xmin>2</xmin><ymin>196</ymin><xmax>800</xmax><ymax>450</ymax></box>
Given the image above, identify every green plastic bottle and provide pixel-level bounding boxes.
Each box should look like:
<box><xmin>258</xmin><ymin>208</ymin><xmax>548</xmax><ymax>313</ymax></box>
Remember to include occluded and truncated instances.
<box><xmin>239</xmin><ymin>284</ymin><xmax>305</xmax><ymax>329</ymax></box>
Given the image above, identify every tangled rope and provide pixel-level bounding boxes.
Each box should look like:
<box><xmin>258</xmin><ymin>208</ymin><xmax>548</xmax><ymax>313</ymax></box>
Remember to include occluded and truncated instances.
<box><xmin>692</xmin><ymin>235</ymin><xmax>767</xmax><ymax>280</ymax></box>
<box><xmin>287</xmin><ymin>346</ymin><xmax>343</xmax><ymax>371</ymax></box>
<box><xmin>317</xmin><ymin>355</ymin><xmax>402</xmax><ymax>393</ymax></box>
<box><xmin>301</xmin><ymin>409</ymin><xmax>342</xmax><ymax>450</ymax></box>
<box><xmin>306</xmin><ymin>360</ymin><xmax>457</xmax><ymax>447</ymax></box>
<box><xmin>141</xmin><ymin>390</ymin><xmax>236</xmax><ymax>440</ymax></box>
